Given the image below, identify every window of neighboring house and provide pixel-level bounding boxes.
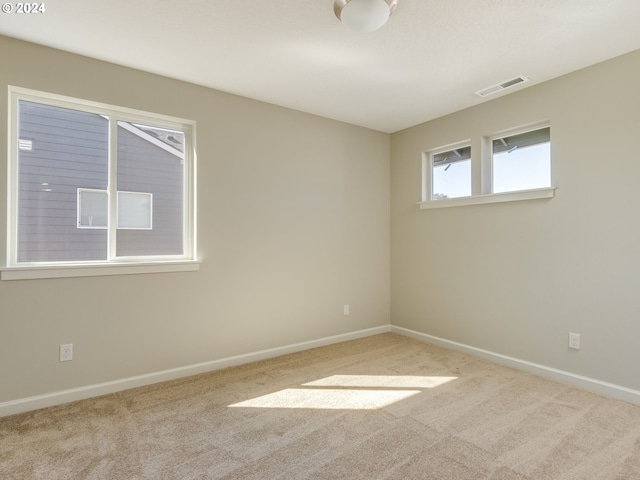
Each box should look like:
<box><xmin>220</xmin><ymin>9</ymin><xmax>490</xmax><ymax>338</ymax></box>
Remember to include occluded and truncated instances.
<box><xmin>3</xmin><ymin>87</ymin><xmax>197</xmax><ymax>278</ymax></box>
<box><xmin>431</xmin><ymin>145</ymin><xmax>471</xmax><ymax>200</ymax></box>
<box><xmin>77</xmin><ymin>189</ymin><xmax>108</xmax><ymax>229</ymax></box>
<box><xmin>491</xmin><ymin>126</ymin><xmax>551</xmax><ymax>193</ymax></box>
<box><xmin>117</xmin><ymin>191</ymin><xmax>153</xmax><ymax>231</ymax></box>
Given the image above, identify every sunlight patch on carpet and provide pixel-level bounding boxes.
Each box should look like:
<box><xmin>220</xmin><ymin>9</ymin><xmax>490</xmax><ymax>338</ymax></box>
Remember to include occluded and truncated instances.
<box><xmin>228</xmin><ymin>375</ymin><xmax>457</xmax><ymax>410</ymax></box>
<box><xmin>303</xmin><ymin>375</ymin><xmax>457</xmax><ymax>389</ymax></box>
<box><xmin>229</xmin><ymin>388</ymin><xmax>421</xmax><ymax>410</ymax></box>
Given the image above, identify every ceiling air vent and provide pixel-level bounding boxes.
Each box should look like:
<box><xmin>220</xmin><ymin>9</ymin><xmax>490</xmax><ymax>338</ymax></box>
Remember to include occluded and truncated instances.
<box><xmin>474</xmin><ymin>75</ymin><xmax>529</xmax><ymax>98</ymax></box>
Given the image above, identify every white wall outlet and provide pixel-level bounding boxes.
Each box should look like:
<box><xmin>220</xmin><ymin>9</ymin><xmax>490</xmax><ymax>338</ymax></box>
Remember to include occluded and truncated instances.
<box><xmin>59</xmin><ymin>343</ymin><xmax>73</xmax><ymax>362</ymax></box>
<box><xmin>568</xmin><ymin>333</ymin><xmax>581</xmax><ymax>350</ymax></box>
<box><xmin>343</xmin><ymin>304</ymin><xmax>350</xmax><ymax>316</ymax></box>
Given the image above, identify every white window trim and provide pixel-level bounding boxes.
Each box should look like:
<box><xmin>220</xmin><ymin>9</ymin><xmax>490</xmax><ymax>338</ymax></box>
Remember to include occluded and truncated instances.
<box><xmin>418</xmin><ymin>186</ymin><xmax>555</xmax><ymax>209</ymax></box>
<box><xmin>0</xmin><ymin>261</ymin><xmax>201</xmax><ymax>281</ymax></box>
<box><xmin>4</xmin><ymin>86</ymin><xmax>198</xmax><ymax>280</ymax></box>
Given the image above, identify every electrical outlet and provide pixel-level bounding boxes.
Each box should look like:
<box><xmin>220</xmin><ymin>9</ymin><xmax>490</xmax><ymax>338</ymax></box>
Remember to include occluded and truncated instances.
<box><xmin>568</xmin><ymin>333</ymin><xmax>580</xmax><ymax>350</ymax></box>
<box><xmin>343</xmin><ymin>304</ymin><xmax>350</xmax><ymax>316</ymax></box>
<box><xmin>59</xmin><ymin>343</ymin><xmax>73</xmax><ymax>362</ymax></box>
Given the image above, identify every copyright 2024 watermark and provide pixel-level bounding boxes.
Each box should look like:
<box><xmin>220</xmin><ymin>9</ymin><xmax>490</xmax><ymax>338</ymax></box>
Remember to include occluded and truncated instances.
<box><xmin>2</xmin><ymin>2</ymin><xmax>46</xmax><ymax>14</ymax></box>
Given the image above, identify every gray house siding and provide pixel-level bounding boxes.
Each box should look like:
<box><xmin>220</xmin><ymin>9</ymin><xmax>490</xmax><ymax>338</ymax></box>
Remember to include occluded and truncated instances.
<box><xmin>116</xmin><ymin>125</ymin><xmax>184</xmax><ymax>257</ymax></box>
<box><xmin>17</xmin><ymin>100</ymin><xmax>184</xmax><ymax>262</ymax></box>
<box><xmin>18</xmin><ymin>101</ymin><xmax>109</xmax><ymax>262</ymax></box>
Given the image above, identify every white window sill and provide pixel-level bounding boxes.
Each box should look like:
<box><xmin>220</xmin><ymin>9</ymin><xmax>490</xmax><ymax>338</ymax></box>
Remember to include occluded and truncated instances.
<box><xmin>418</xmin><ymin>187</ymin><xmax>555</xmax><ymax>210</ymax></box>
<box><xmin>0</xmin><ymin>260</ymin><xmax>200</xmax><ymax>281</ymax></box>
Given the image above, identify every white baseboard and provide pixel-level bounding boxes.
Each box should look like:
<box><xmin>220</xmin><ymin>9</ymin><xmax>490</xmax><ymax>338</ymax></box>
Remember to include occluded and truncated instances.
<box><xmin>391</xmin><ymin>325</ymin><xmax>640</xmax><ymax>406</ymax></box>
<box><xmin>0</xmin><ymin>325</ymin><xmax>391</xmax><ymax>418</ymax></box>
<box><xmin>5</xmin><ymin>323</ymin><xmax>637</xmax><ymax>417</ymax></box>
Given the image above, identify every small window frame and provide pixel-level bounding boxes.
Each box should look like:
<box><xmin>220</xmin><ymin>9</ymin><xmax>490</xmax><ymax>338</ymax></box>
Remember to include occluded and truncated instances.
<box><xmin>423</xmin><ymin>141</ymin><xmax>472</xmax><ymax>203</ymax></box>
<box><xmin>488</xmin><ymin>124</ymin><xmax>551</xmax><ymax>195</ymax></box>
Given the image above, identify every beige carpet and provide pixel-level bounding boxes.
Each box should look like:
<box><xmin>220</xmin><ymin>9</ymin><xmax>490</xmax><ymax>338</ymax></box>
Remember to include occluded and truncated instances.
<box><xmin>2</xmin><ymin>333</ymin><xmax>640</xmax><ymax>479</ymax></box>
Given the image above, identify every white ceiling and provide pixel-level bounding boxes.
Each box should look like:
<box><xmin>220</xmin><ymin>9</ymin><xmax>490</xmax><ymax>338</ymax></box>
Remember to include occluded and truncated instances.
<box><xmin>1</xmin><ymin>0</ymin><xmax>640</xmax><ymax>133</ymax></box>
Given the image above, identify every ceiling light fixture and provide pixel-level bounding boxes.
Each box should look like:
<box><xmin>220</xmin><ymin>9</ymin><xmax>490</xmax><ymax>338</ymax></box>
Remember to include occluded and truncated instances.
<box><xmin>334</xmin><ymin>0</ymin><xmax>398</xmax><ymax>32</ymax></box>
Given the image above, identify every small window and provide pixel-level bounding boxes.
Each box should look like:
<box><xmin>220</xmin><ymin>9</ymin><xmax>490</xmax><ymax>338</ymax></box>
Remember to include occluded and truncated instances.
<box><xmin>431</xmin><ymin>145</ymin><xmax>471</xmax><ymax>200</ymax></box>
<box><xmin>78</xmin><ymin>189</ymin><xmax>108</xmax><ymax>229</ymax></box>
<box><xmin>492</xmin><ymin>127</ymin><xmax>550</xmax><ymax>193</ymax></box>
<box><xmin>117</xmin><ymin>191</ymin><xmax>152</xmax><ymax>230</ymax></box>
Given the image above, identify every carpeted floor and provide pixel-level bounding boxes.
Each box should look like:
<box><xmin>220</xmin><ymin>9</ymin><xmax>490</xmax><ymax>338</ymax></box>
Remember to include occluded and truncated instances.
<box><xmin>2</xmin><ymin>333</ymin><xmax>640</xmax><ymax>479</ymax></box>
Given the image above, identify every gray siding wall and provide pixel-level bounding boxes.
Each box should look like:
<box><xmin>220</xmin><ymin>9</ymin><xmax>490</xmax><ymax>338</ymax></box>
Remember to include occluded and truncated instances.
<box><xmin>17</xmin><ymin>100</ymin><xmax>183</xmax><ymax>262</ymax></box>
<box><xmin>18</xmin><ymin>101</ymin><xmax>108</xmax><ymax>262</ymax></box>
<box><xmin>116</xmin><ymin>125</ymin><xmax>184</xmax><ymax>256</ymax></box>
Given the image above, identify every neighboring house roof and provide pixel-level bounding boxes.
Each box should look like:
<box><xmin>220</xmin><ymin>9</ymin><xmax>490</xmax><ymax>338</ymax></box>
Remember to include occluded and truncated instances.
<box><xmin>123</xmin><ymin>122</ymin><xmax>184</xmax><ymax>160</ymax></box>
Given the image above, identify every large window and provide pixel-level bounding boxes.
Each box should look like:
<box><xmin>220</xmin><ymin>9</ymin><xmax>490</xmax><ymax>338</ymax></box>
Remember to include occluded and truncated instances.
<box><xmin>4</xmin><ymin>87</ymin><xmax>197</xmax><ymax>278</ymax></box>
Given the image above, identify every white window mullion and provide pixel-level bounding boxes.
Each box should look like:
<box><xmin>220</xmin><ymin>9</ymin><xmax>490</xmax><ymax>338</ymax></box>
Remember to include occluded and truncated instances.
<box><xmin>107</xmin><ymin>117</ymin><xmax>119</xmax><ymax>260</ymax></box>
<box><xmin>421</xmin><ymin>152</ymin><xmax>430</xmax><ymax>203</ymax></box>
<box><xmin>480</xmin><ymin>136</ymin><xmax>493</xmax><ymax>195</ymax></box>
<box><xmin>184</xmin><ymin>126</ymin><xmax>195</xmax><ymax>260</ymax></box>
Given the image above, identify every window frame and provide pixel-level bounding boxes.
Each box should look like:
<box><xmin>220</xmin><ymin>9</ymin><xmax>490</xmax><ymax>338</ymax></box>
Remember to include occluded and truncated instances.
<box><xmin>420</xmin><ymin>122</ymin><xmax>554</xmax><ymax>210</ymax></box>
<box><xmin>2</xmin><ymin>86</ymin><xmax>199</xmax><ymax>280</ymax></box>
<box><xmin>489</xmin><ymin>124</ymin><xmax>551</xmax><ymax>194</ymax></box>
<box><xmin>428</xmin><ymin>142</ymin><xmax>472</xmax><ymax>201</ymax></box>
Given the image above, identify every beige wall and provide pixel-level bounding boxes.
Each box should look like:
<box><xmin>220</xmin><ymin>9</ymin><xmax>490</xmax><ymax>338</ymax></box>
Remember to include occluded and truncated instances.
<box><xmin>0</xmin><ymin>36</ymin><xmax>390</xmax><ymax>403</ymax></box>
<box><xmin>391</xmin><ymin>49</ymin><xmax>640</xmax><ymax>391</ymax></box>
<box><xmin>3</xmin><ymin>32</ymin><xmax>639</xmax><ymax>408</ymax></box>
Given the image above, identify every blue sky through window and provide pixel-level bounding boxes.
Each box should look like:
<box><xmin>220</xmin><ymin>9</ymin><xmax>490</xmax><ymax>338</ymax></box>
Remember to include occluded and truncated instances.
<box><xmin>493</xmin><ymin>143</ymin><xmax>550</xmax><ymax>193</ymax></box>
<box><xmin>433</xmin><ymin>159</ymin><xmax>471</xmax><ymax>199</ymax></box>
